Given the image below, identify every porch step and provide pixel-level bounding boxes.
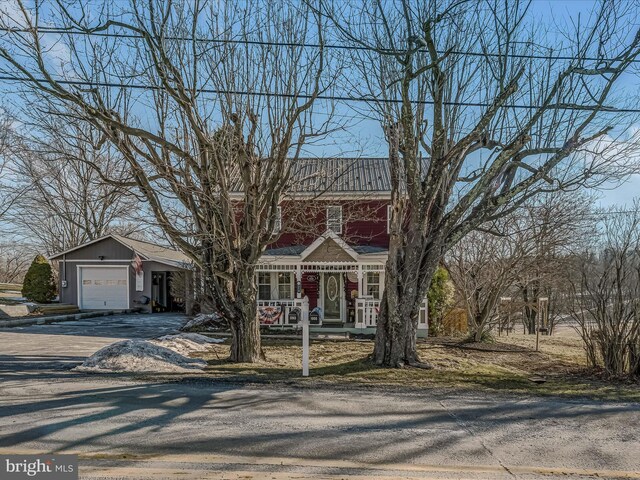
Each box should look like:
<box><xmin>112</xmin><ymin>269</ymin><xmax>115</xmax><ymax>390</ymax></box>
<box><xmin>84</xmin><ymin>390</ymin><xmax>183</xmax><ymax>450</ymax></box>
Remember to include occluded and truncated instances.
<box><xmin>320</xmin><ymin>322</ymin><xmax>344</xmax><ymax>328</ymax></box>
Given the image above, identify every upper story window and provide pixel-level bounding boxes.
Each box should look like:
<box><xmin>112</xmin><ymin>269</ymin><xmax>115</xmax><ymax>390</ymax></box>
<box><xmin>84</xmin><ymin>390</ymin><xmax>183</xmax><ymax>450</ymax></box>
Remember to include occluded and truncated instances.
<box><xmin>273</xmin><ymin>206</ymin><xmax>282</xmax><ymax>234</ymax></box>
<box><xmin>326</xmin><ymin>205</ymin><xmax>343</xmax><ymax>234</ymax></box>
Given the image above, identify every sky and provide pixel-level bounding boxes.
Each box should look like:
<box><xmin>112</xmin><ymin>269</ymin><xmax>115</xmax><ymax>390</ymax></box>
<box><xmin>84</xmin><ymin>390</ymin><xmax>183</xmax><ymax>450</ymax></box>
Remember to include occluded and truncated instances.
<box><xmin>0</xmin><ymin>0</ymin><xmax>639</xmax><ymax>210</ymax></box>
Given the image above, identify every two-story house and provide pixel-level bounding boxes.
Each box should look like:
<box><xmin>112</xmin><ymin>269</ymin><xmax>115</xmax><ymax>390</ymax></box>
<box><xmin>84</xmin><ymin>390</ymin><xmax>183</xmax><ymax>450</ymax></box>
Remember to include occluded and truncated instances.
<box><xmin>49</xmin><ymin>158</ymin><xmax>428</xmax><ymax>334</ymax></box>
<box><xmin>254</xmin><ymin>158</ymin><xmax>428</xmax><ymax>334</ymax></box>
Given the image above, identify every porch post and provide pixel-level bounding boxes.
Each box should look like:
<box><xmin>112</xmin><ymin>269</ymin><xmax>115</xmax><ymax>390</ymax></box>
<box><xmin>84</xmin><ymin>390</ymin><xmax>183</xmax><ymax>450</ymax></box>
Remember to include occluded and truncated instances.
<box><xmin>357</xmin><ymin>265</ymin><xmax>364</xmax><ymax>297</ymax></box>
<box><xmin>295</xmin><ymin>266</ymin><xmax>302</xmax><ymax>299</ymax></box>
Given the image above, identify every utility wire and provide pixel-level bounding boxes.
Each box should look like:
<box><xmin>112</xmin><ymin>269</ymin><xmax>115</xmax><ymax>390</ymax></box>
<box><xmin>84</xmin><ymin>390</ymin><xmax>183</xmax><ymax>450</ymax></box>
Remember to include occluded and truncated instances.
<box><xmin>1</xmin><ymin>26</ymin><xmax>638</xmax><ymax>65</ymax></box>
<box><xmin>0</xmin><ymin>74</ymin><xmax>638</xmax><ymax>113</ymax></box>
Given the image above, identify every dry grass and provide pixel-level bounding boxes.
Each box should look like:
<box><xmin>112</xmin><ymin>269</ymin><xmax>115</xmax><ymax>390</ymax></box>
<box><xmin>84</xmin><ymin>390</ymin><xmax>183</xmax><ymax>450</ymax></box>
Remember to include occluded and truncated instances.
<box><xmin>196</xmin><ymin>332</ymin><xmax>640</xmax><ymax>401</ymax></box>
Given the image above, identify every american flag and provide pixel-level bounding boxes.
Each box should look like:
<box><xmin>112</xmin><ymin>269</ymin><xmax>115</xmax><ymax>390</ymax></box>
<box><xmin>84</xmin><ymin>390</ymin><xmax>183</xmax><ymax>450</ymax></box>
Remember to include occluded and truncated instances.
<box><xmin>132</xmin><ymin>254</ymin><xmax>143</xmax><ymax>274</ymax></box>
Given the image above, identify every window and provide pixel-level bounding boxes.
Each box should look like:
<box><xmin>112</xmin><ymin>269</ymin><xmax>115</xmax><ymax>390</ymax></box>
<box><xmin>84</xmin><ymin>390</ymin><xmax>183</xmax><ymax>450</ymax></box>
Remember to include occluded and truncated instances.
<box><xmin>387</xmin><ymin>205</ymin><xmax>392</xmax><ymax>234</ymax></box>
<box><xmin>366</xmin><ymin>272</ymin><xmax>381</xmax><ymax>299</ymax></box>
<box><xmin>277</xmin><ymin>272</ymin><xmax>293</xmax><ymax>299</ymax></box>
<box><xmin>258</xmin><ymin>272</ymin><xmax>272</xmax><ymax>300</ymax></box>
<box><xmin>274</xmin><ymin>206</ymin><xmax>282</xmax><ymax>234</ymax></box>
<box><xmin>326</xmin><ymin>206</ymin><xmax>343</xmax><ymax>233</ymax></box>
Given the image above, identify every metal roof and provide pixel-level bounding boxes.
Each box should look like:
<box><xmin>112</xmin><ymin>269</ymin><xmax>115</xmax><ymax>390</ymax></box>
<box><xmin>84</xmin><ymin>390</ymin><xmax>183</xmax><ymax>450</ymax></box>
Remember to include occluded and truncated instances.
<box><xmin>289</xmin><ymin>158</ymin><xmax>392</xmax><ymax>193</ymax></box>
<box><xmin>230</xmin><ymin>157</ymin><xmax>429</xmax><ymax>194</ymax></box>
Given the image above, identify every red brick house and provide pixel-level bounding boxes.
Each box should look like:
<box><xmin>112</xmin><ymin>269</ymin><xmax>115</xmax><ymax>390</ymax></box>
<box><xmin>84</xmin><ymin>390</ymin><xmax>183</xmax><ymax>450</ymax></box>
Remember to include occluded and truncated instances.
<box><xmin>254</xmin><ymin>158</ymin><xmax>428</xmax><ymax>334</ymax></box>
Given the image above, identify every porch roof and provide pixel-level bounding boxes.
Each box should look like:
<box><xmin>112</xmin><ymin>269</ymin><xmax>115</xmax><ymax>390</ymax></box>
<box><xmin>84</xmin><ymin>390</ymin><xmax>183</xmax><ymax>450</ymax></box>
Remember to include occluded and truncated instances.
<box><xmin>263</xmin><ymin>245</ymin><xmax>388</xmax><ymax>256</ymax></box>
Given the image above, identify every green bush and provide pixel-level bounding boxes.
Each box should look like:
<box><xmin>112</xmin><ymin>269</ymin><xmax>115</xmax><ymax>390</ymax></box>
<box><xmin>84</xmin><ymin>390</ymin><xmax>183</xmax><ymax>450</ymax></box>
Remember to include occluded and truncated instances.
<box><xmin>21</xmin><ymin>255</ymin><xmax>57</xmax><ymax>303</ymax></box>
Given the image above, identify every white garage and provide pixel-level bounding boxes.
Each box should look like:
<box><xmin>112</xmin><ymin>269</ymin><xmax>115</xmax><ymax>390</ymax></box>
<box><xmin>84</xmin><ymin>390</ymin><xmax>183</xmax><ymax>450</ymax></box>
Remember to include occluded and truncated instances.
<box><xmin>78</xmin><ymin>266</ymin><xmax>129</xmax><ymax>310</ymax></box>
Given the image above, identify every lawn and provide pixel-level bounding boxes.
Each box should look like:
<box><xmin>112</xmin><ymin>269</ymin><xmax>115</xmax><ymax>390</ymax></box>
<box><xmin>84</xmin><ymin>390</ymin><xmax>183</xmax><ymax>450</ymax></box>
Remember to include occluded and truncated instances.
<box><xmin>197</xmin><ymin>331</ymin><xmax>640</xmax><ymax>401</ymax></box>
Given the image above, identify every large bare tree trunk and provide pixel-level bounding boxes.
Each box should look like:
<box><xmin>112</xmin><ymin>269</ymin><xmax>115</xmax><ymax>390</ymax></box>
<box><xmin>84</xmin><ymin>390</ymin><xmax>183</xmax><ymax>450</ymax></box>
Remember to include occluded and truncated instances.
<box><xmin>229</xmin><ymin>268</ymin><xmax>263</xmax><ymax>363</ymax></box>
<box><xmin>373</xmin><ymin>253</ymin><xmax>438</xmax><ymax>367</ymax></box>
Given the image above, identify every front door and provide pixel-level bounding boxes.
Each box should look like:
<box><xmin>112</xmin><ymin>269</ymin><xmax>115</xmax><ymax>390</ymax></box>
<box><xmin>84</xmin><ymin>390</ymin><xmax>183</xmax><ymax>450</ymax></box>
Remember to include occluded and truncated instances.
<box><xmin>323</xmin><ymin>273</ymin><xmax>342</xmax><ymax>320</ymax></box>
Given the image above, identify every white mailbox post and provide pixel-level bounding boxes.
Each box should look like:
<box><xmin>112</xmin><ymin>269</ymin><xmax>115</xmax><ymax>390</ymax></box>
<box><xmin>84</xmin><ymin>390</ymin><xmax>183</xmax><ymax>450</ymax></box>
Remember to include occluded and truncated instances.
<box><xmin>302</xmin><ymin>315</ymin><xmax>309</xmax><ymax>377</ymax></box>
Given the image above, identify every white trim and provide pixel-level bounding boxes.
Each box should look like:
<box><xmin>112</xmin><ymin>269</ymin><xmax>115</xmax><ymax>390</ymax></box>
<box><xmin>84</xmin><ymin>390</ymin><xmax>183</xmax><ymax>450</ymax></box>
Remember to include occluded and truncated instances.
<box><xmin>300</xmin><ymin>230</ymin><xmax>358</xmax><ymax>261</ymax></box>
<box><xmin>76</xmin><ymin>265</ymin><xmax>130</xmax><ymax>310</ymax></box>
<box><xmin>326</xmin><ymin>205</ymin><xmax>343</xmax><ymax>234</ymax></box>
<box><xmin>257</xmin><ymin>271</ymin><xmax>272</xmax><ymax>300</ymax></box>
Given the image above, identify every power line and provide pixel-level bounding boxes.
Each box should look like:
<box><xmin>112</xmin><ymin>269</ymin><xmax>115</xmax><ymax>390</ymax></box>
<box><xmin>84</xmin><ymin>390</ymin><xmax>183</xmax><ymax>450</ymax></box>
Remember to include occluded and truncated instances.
<box><xmin>1</xmin><ymin>26</ymin><xmax>638</xmax><ymax>65</ymax></box>
<box><xmin>0</xmin><ymin>74</ymin><xmax>638</xmax><ymax>113</ymax></box>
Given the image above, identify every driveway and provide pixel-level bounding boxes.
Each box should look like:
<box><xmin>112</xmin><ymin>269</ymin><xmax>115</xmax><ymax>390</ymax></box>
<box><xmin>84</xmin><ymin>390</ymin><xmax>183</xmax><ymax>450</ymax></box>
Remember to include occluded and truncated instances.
<box><xmin>0</xmin><ymin>313</ymin><xmax>185</xmax><ymax>374</ymax></box>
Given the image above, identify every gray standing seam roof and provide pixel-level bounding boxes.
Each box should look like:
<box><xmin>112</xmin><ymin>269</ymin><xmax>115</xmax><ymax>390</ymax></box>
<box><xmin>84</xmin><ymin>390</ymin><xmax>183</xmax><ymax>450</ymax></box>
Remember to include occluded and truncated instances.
<box><xmin>230</xmin><ymin>157</ymin><xmax>429</xmax><ymax>193</ymax></box>
<box><xmin>290</xmin><ymin>158</ymin><xmax>391</xmax><ymax>193</ymax></box>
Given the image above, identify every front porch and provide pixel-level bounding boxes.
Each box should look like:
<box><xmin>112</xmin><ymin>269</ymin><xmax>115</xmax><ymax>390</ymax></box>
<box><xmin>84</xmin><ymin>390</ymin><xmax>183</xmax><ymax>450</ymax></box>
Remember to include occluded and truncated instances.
<box><xmin>255</xmin><ymin>231</ymin><xmax>428</xmax><ymax>335</ymax></box>
<box><xmin>255</xmin><ymin>264</ymin><xmax>428</xmax><ymax>334</ymax></box>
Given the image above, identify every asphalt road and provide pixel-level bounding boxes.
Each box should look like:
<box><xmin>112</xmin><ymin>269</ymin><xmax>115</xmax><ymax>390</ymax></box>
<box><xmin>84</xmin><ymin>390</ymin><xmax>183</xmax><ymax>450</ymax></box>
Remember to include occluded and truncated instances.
<box><xmin>0</xmin><ymin>315</ymin><xmax>639</xmax><ymax>479</ymax></box>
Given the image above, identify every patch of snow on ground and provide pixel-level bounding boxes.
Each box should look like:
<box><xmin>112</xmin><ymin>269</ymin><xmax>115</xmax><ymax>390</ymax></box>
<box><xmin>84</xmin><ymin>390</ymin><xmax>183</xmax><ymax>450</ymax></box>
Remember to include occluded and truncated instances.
<box><xmin>152</xmin><ymin>333</ymin><xmax>225</xmax><ymax>356</ymax></box>
<box><xmin>181</xmin><ymin>313</ymin><xmax>226</xmax><ymax>331</ymax></box>
<box><xmin>73</xmin><ymin>339</ymin><xmax>207</xmax><ymax>373</ymax></box>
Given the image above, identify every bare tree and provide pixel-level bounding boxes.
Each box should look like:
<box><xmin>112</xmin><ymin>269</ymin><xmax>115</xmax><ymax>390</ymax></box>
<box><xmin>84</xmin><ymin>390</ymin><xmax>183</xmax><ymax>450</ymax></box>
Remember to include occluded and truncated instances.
<box><xmin>568</xmin><ymin>204</ymin><xmax>640</xmax><ymax>378</ymax></box>
<box><xmin>515</xmin><ymin>193</ymin><xmax>592</xmax><ymax>334</ymax></box>
<box><xmin>10</xmin><ymin>118</ymin><xmax>137</xmax><ymax>255</ymax></box>
<box><xmin>0</xmin><ymin>114</ymin><xmax>13</xmax><ymax>221</ymax></box>
<box><xmin>0</xmin><ymin>0</ymin><xmax>335</xmax><ymax>362</ymax></box>
<box><xmin>319</xmin><ymin>0</ymin><xmax>640</xmax><ymax>367</ymax></box>
<box><xmin>447</xmin><ymin>216</ymin><xmax>535</xmax><ymax>342</ymax></box>
<box><xmin>0</xmin><ymin>242</ymin><xmax>32</xmax><ymax>284</ymax></box>
<box><xmin>448</xmin><ymin>193</ymin><xmax>591</xmax><ymax>342</ymax></box>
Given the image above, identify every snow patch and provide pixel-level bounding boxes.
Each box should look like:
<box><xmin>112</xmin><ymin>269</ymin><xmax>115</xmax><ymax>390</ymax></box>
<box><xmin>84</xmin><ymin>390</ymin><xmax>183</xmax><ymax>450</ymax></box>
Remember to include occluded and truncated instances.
<box><xmin>74</xmin><ymin>339</ymin><xmax>207</xmax><ymax>373</ymax></box>
<box><xmin>152</xmin><ymin>333</ymin><xmax>225</xmax><ymax>356</ymax></box>
<box><xmin>181</xmin><ymin>313</ymin><xmax>227</xmax><ymax>332</ymax></box>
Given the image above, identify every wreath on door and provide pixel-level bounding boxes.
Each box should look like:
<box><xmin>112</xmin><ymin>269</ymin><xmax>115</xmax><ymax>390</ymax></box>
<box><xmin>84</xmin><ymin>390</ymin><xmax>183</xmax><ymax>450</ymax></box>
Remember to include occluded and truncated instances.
<box><xmin>327</xmin><ymin>276</ymin><xmax>338</xmax><ymax>301</ymax></box>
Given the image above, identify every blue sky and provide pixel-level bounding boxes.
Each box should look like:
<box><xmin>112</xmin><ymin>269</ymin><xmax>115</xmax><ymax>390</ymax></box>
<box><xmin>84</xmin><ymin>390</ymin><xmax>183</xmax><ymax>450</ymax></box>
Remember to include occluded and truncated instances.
<box><xmin>305</xmin><ymin>0</ymin><xmax>640</xmax><ymax>208</ymax></box>
<box><xmin>0</xmin><ymin>0</ymin><xmax>638</xmax><ymax>210</ymax></box>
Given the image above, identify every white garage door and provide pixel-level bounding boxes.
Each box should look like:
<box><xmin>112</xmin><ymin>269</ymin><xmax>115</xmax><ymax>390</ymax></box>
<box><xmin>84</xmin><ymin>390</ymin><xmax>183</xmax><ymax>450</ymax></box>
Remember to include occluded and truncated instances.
<box><xmin>79</xmin><ymin>267</ymin><xmax>129</xmax><ymax>310</ymax></box>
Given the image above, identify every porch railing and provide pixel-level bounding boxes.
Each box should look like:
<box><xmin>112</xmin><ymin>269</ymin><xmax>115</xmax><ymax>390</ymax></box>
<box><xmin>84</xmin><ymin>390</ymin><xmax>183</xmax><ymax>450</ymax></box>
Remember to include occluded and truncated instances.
<box><xmin>355</xmin><ymin>297</ymin><xmax>428</xmax><ymax>330</ymax></box>
<box><xmin>257</xmin><ymin>298</ymin><xmax>309</xmax><ymax>326</ymax></box>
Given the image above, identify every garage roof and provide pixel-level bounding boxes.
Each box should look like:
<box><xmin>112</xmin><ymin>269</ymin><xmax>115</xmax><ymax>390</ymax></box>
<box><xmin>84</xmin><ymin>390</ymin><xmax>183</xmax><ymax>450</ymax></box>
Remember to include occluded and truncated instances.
<box><xmin>49</xmin><ymin>234</ymin><xmax>192</xmax><ymax>269</ymax></box>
